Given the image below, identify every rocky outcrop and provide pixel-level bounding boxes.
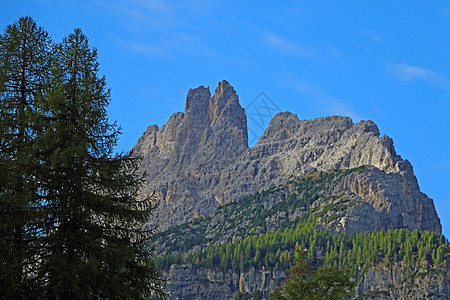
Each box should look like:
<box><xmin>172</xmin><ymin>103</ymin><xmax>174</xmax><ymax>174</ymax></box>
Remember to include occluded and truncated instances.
<box><xmin>134</xmin><ymin>81</ymin><xmax>248</xmax><ymax>228</ymax></box>
<box><xmin>329</xmin><ymin>166</ymin><xmax>442</xmax><ymax>234</ymax></box>
<box><xmin>355</xmin><ymin>264</ymin><xmax>450</xmax><ymax>299</ymax></box>
<box><xmin>133</xmin><ymin>80</ymin><xmax>440</xmax><ymax>234</ymax></box>
<box><xmin>164</xmin><ymin>264</ymin><xmax>285</xmax><ymax>299</ymax></box>
<box><xmin>163</xmin><ymin>263</ymin><xmax>450</xmax><ymax>300</ymax></box>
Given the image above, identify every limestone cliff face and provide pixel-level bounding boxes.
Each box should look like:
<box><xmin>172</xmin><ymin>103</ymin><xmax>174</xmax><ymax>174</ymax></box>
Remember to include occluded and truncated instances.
<box><xmin>164</xmin><ymin>264</ymin><xmax>285</xmax><ymax>299</ymax></box>
<box><xmin>133</xmin><ymin>81</ymin><xmax>441</xmax><ymax>234</ymax></box>
<box><xmin>163</xmin><ymin>262</ymin><xmax>450</xmax><ymax>300</ymax></box>
<box><xmin>134</xmin><ymin>81</ymin><xmax>247</xmax><ymax>228</ymax></box>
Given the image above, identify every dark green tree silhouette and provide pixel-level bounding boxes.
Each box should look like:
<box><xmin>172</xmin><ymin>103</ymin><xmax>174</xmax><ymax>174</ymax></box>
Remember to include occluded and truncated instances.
<box><xmin>269</xmin><ymin>247</ymin><xmax>355</xmax><ymax>300</ymax></box>
<box><xmin>36</xmin><ymin>28</ymin><xmax>164</xmax><ymax>299</ymax></box>
<box><xmin>1</xmin><ymin>17</ymin><xmax>165</xmax><ymax>299</ymax></box>
<box><xmin>0</xmin><ymin>16</ymin><xmax>52</xmax><ymax>298</ymax></box>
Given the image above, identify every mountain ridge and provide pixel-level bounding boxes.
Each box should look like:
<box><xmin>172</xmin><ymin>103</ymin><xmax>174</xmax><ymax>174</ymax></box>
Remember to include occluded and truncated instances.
<box><xmin>133</xmin><ymin>80</ymin><xmax>441</xmax><ymax>234</ymax></box>
<box><xmin>152</xmin><ymin>167</ymin><xmax>449</xmax><ymax>299</ymax></box>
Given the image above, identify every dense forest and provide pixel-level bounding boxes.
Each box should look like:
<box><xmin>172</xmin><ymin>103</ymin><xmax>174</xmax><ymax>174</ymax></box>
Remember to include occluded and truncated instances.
<box><xmin>153</xmin><ymin>167</ymin><xmax>450</xmax><ymax>296</ymax></box>
<box><xmin>156</xmin><ymin>213</ymin><xmax>448</xmax><ymax>278</ymax></box>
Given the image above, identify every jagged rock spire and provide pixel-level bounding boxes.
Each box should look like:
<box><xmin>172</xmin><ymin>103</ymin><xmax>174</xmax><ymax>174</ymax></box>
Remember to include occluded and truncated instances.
<box><xmin>132</xmin><ymin>81</ymin><xmax>441</xmax><ymax>234</ymax></box>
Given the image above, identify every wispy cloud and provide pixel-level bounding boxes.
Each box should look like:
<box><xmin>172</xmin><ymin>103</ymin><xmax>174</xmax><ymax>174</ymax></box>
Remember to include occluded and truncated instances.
<box><xmin>290</xmin><ymin>79</ymin><xmax>362</xmax><ymax>121</ymax></box>
<box><xmin>94</xmin><ymin>0</ymin><xmax>216</xmax><ymax>57</ymax></box>
<box><xmin>261</xmin><ymin>31</ymin><xmax>342</xmax><ymax>62</ymax></box>
<box><xmin>117</xmin><ymin>32</ymin><xmax>214</xmax><ymax>58</ymax></box>
<box><xmin>118</xmin><ymin>39</ymin><xmax>168</xmax><ymax>57</ymax></box>
<box><xmin>389</xmin><ymin>63</ymin><xmax>449</xmax><ymax>87</ymax></box>
<box><xmin>319</xmin><ymin>98</ymin><xmax>361</xmax><ymax>121</ymax></box>
<box><xmin>360</xmin><ymin>30</ymin><xmax>385</xmax><ymax>52</ymax></box>
<box><xmin>263</xmin><ymin>32</ymin><xmax>313</xmax><ymax>57</ymax></box>
<box><xmin>391</xmin><ymin>64</ymin><xmax>437</xmax><ymax>80</ymax></box>
<box><xmin>361</xmin><ymin>30</ymin><xmax>384</xmax><ymax>44</ymax></box>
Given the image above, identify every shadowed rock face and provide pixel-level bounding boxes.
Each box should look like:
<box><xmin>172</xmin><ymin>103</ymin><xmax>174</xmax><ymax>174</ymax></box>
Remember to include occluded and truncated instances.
<box><xmin>133</xmin><ymin>80</ymin><xmax>441</xmax><ymax>233</ymax></box>
<box><xmin>164</xmin><ymin>261</ymin><xmax>450</xmax><ymax>300</ymax></box>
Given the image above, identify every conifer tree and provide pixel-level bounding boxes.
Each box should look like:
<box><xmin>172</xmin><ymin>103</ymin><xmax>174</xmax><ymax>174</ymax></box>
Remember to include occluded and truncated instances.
<box><xmin>0</xmin><ymin>16</ymin><xmax>52</xmax><ymax>298</ymax></box>
<box><xmin>269</xmin><ymin>247</ymin><xmax>355</xmax><ymax>300</ymax></box>
<box><xmin>1</xmin><ymin>17</ymin><xmax>164</xmax><ymax>298</ymax></box>
<box><xmin>36</xmin><ymin>28</ymin><xmax>164</xmax><ymax>299</ymax></box>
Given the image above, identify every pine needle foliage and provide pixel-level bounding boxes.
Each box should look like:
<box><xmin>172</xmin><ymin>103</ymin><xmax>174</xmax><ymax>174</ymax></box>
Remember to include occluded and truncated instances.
<box><xmin>0</xmin><ymin>16</ymin><xmax>53</xmax><ymax>298</ymax></box>
<box><xmin>0</xmin><ymin>17</ymin><xmax>164</xmax><ymax>299</ymax></box>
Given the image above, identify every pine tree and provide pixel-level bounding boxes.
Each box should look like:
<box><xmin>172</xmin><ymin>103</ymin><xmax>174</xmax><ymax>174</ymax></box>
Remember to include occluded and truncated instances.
<box><xmin>0</xmin><ymin>16</ymin><xmax>52</xmax><ymax>298</ymax></box>
<box><xmin>34</xmin><ymin>28</ymin><xmax>164</xmax><ymax>299</ymax></box>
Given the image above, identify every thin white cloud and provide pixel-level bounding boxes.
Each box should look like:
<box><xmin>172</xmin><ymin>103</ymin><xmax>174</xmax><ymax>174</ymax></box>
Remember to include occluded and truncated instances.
<box><xmin>360</xmin><ymin>30</ymin><xmax>385</xmax><ymax>52</ymax></box>
<box><xmin>319</xmin><ymin>97</ymin><xmax>361</xmax><ymax>121</ymax></box>
<box><xmin>261</xmin><ymin>31</ymin><xmax>342</xmax><ymax>62</ymax></box>
<box><xmin>361</xmin><ymin>30</ymin><xmax>384</xmax><ymax>44</ymax></box>
<box><xmin>263</xmin><ymin>32</ymin><xmax>313</xmax><ymax>57</ymax></box>
<box><xmin>123</xmin><ymin>0</ymin><xmax>173</xmax><ymax>15</ymax></box>
<box><xmin>120</xmin><ymin>39</ymin><xmax>169</xmax><ymax>57</ymax></box>
<box><xmin>289</xmin><ymin>78</ymin><xmax>362</xmax><ymax>121</ymax></box>
<box><xmin>391</xmin><ymin>64</ymin><xmax>437</xmax><ymax>80</ymax></box>
<box><xmin>94</xmin><ymin>0</ymin><xmax>216</xmax><ymax>57</ymax></box>
<box><xmin>390</xmin><ymin>63</ymin><xmax>449</xmax><ymax>87</ymax></box>
<box><xmin>117</xmin><ymin>34</ymin><xmax>214</xmax><ymax>58</ymax></box>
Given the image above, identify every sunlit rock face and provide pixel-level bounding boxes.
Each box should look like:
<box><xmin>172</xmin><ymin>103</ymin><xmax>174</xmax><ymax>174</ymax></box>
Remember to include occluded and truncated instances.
<box><xmin>133</xmin><ymin>80</ymin><xmax>441</xmax><ymax>234</ymax></box>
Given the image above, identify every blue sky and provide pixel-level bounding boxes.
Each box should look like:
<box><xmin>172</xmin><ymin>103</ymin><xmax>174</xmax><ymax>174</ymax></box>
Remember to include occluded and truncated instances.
<box><xmin>1</xmin><ymin>1</ymin><xmax>449</xmax><ymax>238</ymax></box>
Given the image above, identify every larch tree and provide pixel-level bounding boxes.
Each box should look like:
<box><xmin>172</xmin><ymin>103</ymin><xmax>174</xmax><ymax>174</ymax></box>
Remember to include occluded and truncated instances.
<box><xmin>0</xmin><ymin>16</ymin><xmax>52</xmax><ymax>298</ymax></box>
<box><xmin>269</xmin><ymin>247</ymin><xmax>355</xmax><ymax>300</ymax></box>
<box><xmin>0</xmin><ymin>17</ymin><xmax>164</xmax><ymax>299</ymax></box>
<box><xmin>37</xmin><ymin>28</ymin><xmax>164</xmax><ymax>299</ymax></box>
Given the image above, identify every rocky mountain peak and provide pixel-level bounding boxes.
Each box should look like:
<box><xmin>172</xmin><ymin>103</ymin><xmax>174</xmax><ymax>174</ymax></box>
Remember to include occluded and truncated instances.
<box><xmin>181</xmin><ymin>81</ymin><xmax>247</xmax><ymax>147</ymax></box>
<box><xmin>185</xmin><ymin>85</ymin><xmax>210</xmax><ymax>122</ymax></box>
<box><xmin>212</xmin><ymin>79</ymin><xmax>232</xmax><ymax>100</ymax></box>
<box><xmin>207</xmin><ymin>80</ymin><xmax>247</xmax><ymax>147</ymax></box>
<box><xmin>354</xmin><ymin>119</ymin><xmax>380</xmax><ymax>136</ymax></box>
<box><xmin>258</xmin><ymin>114</ymin><xmax>354</xmax><ymax>144</ymax></box>
<box><xmin>134</xmin><ymin>81</ymin><xmax>440</xmax><ymax>234</ymax></box>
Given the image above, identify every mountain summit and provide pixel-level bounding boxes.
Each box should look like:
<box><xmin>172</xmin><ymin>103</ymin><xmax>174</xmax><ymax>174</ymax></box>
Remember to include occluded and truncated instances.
<box><xmin>133</xmin><ymin>81</ymin><xmax>441</xmax><ymax>234</ymax></box>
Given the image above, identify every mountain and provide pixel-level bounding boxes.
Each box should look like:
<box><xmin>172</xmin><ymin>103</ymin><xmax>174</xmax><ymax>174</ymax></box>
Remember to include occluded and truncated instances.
<box><xmin>152</xmin><ymin>167</ymin><xmax>449</xmax><ymax>299</ymax></box>
<box><xmin>133</xmin><ymin>80</ymin><xmax>440</xmax><ymax>234</ymax></box>
<box><xmin>133</xmin><ymin>81</ymin><xmax>447</xmax><ymax>299</ymax></box>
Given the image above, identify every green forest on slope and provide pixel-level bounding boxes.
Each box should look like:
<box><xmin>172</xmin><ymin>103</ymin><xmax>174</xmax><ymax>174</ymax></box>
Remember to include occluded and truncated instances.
<box><xmin>153</xmin><ymin>167</ymin><xmax>450</xmax><ymax>288</ymax></box>
<box><xmin>157</xmin><ymin>214</ymin><xmax>448</xmax><ymax>278</ymax></box>
<box><xmin>154</xmin><ymin>166</ymin><xmax>369</xmax><ymax>254</ymax></box>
